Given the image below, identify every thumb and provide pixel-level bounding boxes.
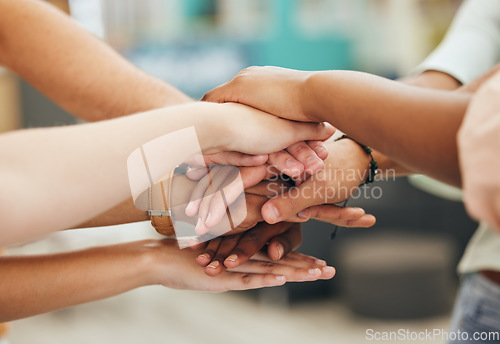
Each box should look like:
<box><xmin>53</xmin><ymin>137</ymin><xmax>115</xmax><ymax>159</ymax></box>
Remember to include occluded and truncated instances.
<box><xmin>289</xmin><ymin>122</ymin><xmax>336</xmax><ymax>143</ymax></box>
<box><xmin>261</xmin><ymin>182</ymin><xmax>319</xmax><ymax>224</ymax></box>
<box><xmin>202</xmin><ymin>82</ymin><xmax>238</xmax><ymax>104</ymax></box>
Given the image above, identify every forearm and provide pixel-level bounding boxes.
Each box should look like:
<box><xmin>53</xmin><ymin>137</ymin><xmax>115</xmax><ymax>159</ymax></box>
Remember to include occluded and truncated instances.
<box><xmin>75</xmin><ymin>199</ymin><xmax>148</xmax><ymax>229</ymax></box>
<box><xmin>303</xmin><ymin>71</ymin><xmax>471</xmax><ymax>186</ymax></box>
<box><xmin>0</xmin><ymin>0</ymin><xmax>191</xmax><ymax>121</ymax></box>
<box><xmin>0</xmin><ymin>241</ymin><xmax>155</xmax><ymax>322</ymax></box>
<box><xmin>0</xmin><ymin>103</ymin><xmax>222</xmax><ymax>245</ymax></box>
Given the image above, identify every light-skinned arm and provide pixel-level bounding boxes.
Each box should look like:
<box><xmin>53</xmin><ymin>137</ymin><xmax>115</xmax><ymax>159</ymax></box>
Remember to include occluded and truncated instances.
<box><xmin>0</xmin><ymin>101</ymin><xmax>333</xmax><ymax>247</ymax></box>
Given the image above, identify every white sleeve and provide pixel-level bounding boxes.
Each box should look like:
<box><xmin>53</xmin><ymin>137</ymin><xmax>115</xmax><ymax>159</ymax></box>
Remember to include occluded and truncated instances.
<box><xmin>415</xmin><ymin>0</ymin><xmax>500</xmax><ymax>84</ymax></box>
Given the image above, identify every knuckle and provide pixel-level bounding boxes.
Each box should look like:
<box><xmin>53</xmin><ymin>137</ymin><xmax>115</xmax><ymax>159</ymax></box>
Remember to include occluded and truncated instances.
<box><xmin>243</xmin><ymin>231</ymin><xmax>261</xmax><ymax>244</ymax></box>
<box><xmin>258</xmin><ymin>261</ymin><xmax>276</xmax><ymax>272</ymax></box>
<box><xmin>291</xmin><ymin>143</ymin><xmax>310</xmax><ymax>156</ymax></box>
<box><xmin>241</xmin><ymin>273</ymin><xmax>254</xmax><ymax>285</ymax></box>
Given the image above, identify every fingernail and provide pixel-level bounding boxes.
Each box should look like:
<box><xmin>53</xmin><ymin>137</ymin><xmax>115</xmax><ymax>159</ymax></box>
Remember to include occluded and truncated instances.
<box><xmin>298</xmin><ymin>210</ymin><xmax>309</xmax><ymax>219</ymax></box>
<box><xmin>276</xmin><ymin>244</ymin><xmax>284</xmax><ymax>260</ymax></box>
<box><xmin>264</xmin><ymin>204</ymin><xmax>280</xmax><ymax>223</ymax></box>
<box><xmin>197</xmin><ymin>253</ymin><xmax>211</xmax><ymax>260</ymax></box>
<box><xmin>195</xmin><ymin>218</ymin><xmax>207</xmax><ymax>235</ymax></box>
<box><xmin>286</xmin><ymin>158</ymin><xmax>299</xmax><ymax>169</ymax></box>
<box><xmin>275</xmin><ymin>275</ymin><xmax>286</xmax><ymax>282</ymax></box>
<box><xmin>315</xmin><ymin>259</ymin><xmax>327</xmax><ymax>266</ymax></box>
<box><xmin>306</xmin><ymin>156</ymin><xmax>322</xmax><ymax>168</ymax></box>
<box><xmin>225</xmin><ymin>254</ymin><xmax>238</xmax><ymax>263</ymax></box>
<box><xmin>353</xmin><ymin>208</ymin><xmax>365</xmax><ymax>216</ymax></box>
<box><xmin>314</xmin><ymin>144</ymin><xmax>327</xmax><ymax>156</ymax></box>
<box><xmin>207</xmin><ymin>261</ymin><xmax>220</xmax><ymax>269</ymax></box>
<box><xmin>205</xmin><ymin>212</ymin><xmax>212</xmax><ymax>226</ymax></box>
<box><xmin>309</xmin><ymin>268</ymin><xmax>321</xmax><ymax>275</ymax></box>
<box><xmin>185</xmin><ymin>201</ymin><xmax>195</xmax><ymax>215</ymax></box>
<box><xmin>322</xmin><ymin>266</ymin><xmax>335</xmax><ymax>274</ymax></box>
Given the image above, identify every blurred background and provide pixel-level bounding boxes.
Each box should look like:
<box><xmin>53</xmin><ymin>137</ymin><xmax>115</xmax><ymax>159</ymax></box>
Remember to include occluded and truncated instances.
<box><xmin>0</xmin><ymin>0</ymin><xmax>479</xmax><ymax>343</ymax></box>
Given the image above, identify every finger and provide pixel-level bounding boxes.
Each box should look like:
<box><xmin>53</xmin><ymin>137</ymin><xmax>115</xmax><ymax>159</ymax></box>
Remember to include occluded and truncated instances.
<box><xmin>205</xmin><ymin>234</ymin><xmax>242</xmax><ymax>277</ymax></box>
<box><xmin>204</xmin><ymin>152</ymin><xmax>269</xmax><ymax>167</ymax></box>
<box><xmin>199</xmin><ymin>193</ymin><xmax>266</xmax><ymax>237</ymax></box>
<box><xmin>195</xmin><ymin>167</ymin><xmax>234</xmax><ymax>235</ymax></box>
<box><xmin>185</xmin><ymin>167</ymin><xmax>213</xmax><ymax>217</ymax></box>
<box><xmin>189</xmin><ymin>242</ymin><xmax>207</xmax><ymax>251</ymax></box>
<box><xmin>267</xmin><ymin>224</ymin><xmax>303</xmax><ymax>261</ymax></box>
<box><xmin>246</xmin><ymin>178</ymin><xmax>290</xmax><ymax>197</ymax></box>
<box><xmin>196</xmin><ymin>237</ymin><xmax>222</xmax><ymax>267</ymax></box>
<box><xmin>202</xmin><ymin>81</ymin><xmax>236</xmax><ymax>104</ymax></box>
<box><xmin>268</xmin><ymin>150</ymin><xmax>304</xmax><ymax>180</ymax></box>
<box><xmin>328</xmin><ymin>215</ymin><xmax>377</xmax><ymax>228</ymax></box>
<box><xmin>227</xmin><ymin>260</ymin><xmax>323</xmax><ymax>282</ymax></box>
<box><xmin>190</xmin><ymin>164</ymin><xmax>234</xmax><ymax>214</ymax></box>
<box><xmin>284</xmin><ymin>251</ymin><xmax>327</xmax><ymax>267</ymax></box>
<box><xmin>286</xmin><ymin>142</ymin><xmax>324</xmax><ymax>179</ymax></box>
<box><xmin>223</xmin><ymin>222</ymin><xmax>292</xmax><ymax>269</ymax></box>
<box><xmin>227</xmin><ymin>194</ymin><xmax>266</xmax><ymax>232</ymax></box>
<box><xmin>261</xmin><ymin>182</ymin><xmax>318</xmax><ymax>224</ymax></box>
<box><xmin>286</xmin><ymin>122</ymin><xmax>336</xmax><ymax>144</ymax></box>
<box><xmin>214</xmin><ymin>272</ymin><xmax>286</xmax><ymax>292</ymax></box>
<box><xmin>307</xmin><ymin>141</ymin><xmax>329</xmax><ymax>160</ymax></box>
<box><xmin>252</xmin><ymin>251</ymin><xmax>335</xmax><ymax>281</ymax></box>
<box><xmin>205</xmin><ymin>165</ymin><xmax>270</xmax><ymax>228</ymax></box>
<box><xmin>305</xmin><ymin>205</ymin><xmax>376</xmax><ymax>228</ymax></box>
<box><xmin>186</xmin><ymin>167</ymin><xmax>209</xmax><ymax>181</ymax></box>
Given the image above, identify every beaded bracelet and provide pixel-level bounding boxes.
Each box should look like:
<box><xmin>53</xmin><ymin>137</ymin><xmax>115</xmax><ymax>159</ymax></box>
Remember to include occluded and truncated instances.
<box><xmin>335</xmin><ymin>134</ymin><xmax>378</xmax><ymax>185</ymax></box>
<box><xmin>330</xmin><ymin>135</ymin><xmax>378</xmax><ymax>240</ymax></box>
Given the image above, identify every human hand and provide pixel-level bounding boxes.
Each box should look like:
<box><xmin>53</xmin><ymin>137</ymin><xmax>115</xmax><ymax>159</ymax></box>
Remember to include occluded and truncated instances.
<box><xmin>210</xmin><ymin>102</ymin><xmax>334</xmax><ymax>156</ymax></box>
<box><xmin>194</xmin><ymin>201</ymin><xmax>371</xmax><ymax>277</ymax></box>
<box><xmin>187</xmin><ymin>141</ymin><xmax>328</xmax><ymax>185</ymax></box>
<box><xmin>194</xmin><ymin>222</ymin><xmax>331</xmax><ymax>278</ymax></box>
<box><xmin>148</xmin><ymin>239</ymin><xmax>335</xmax><ymax>291</ymax></box>
<box><xmin>261</xmin><ymin>138</ymin><xmax>377</xmax><ymax>227</ymax></box>
<box><xmin>458</xmin><ymin>71</ymin><xmax>500</xmax><ymax>231</ymax></box>
<box><xmin>204</xmin><ymin>66</ymin><xmax>314</xmax><ymax>122</ymax></box>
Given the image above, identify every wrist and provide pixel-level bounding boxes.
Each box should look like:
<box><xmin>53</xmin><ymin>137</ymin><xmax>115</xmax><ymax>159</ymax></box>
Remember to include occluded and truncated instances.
<box><xmin>140</xmin><ymin>240</ymin><xmax>177</xmax><ymax>286</ymax></box>
<box><xmin>182</xmin><ymin>102</ymin><xmax>230</xmax><ymax>154</ymax></box>
<box><xmin>302</xmin><ymin>71</ymin><xmax>332</xmax><ymax>122</ymax></box>
<box><xmin>331</xmin><ymin>139</ymin><xmax>371</xmax><ymax>185</ymax></box>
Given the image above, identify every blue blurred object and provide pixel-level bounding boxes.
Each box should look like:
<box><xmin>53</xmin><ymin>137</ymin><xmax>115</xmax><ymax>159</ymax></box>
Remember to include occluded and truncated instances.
<box><xmin>253</xmin><ymin>0</ymin><xmax>352</xmax><ymax>71</ymax></box>
<box><xmin>122</xmin><ymin>0</ymin><xmax>352</xmax><ymax>98</ymax></box>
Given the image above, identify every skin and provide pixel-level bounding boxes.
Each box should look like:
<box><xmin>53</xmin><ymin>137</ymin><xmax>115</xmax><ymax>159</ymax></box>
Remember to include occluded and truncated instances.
<box><xmin>188</xmin><ymin>140</ymin><xmax>377</xmax><ymax>276</ymax></box>
<box><xmin>0</xmin><ymin>239</ymin><xmax>334</xmax><ymax>322</ymax></box>
<box><xmin>203</xmin><ymin>66</ymin><xmax>472</xmax><ymax>187</ymax></box>
<box><xmin>196</xmin><ymin>67</ymin><xmax>494</xmax><ymax>272</ymax></box>
<box><xmin>0</xmin><ymin>102</ymin><xmax>334</xmax><ymax>247</ymax></box>
<box><xmin>0</xmin><ymin>0</ymin><xmax>340</xmax><ymax>321</ymax></box>
<box><xmin>0</xmin><ymin>0</ymin><xmax>333</xmax><ymax>237</ymax></box>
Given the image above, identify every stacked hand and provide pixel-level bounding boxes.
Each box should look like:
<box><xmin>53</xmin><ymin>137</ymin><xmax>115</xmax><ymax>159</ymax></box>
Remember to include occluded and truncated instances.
<box><xmin>154</xmin><ymin>68</ymin><xmax>377</xmax><ymax>282</ymax></box>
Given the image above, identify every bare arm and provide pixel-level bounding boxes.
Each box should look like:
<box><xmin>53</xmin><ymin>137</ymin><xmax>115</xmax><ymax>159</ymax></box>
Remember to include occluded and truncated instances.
<box><xmin>301</xmin><ymin>71</ymin><xmax>470</xmax><ymax>187</ymax></box>
<box><xmin>0</xmin><ymin>101</ymin><xmax>332</xmax><ymax>246</ymax></box>
<box><xmin>0</xmin><ymin>0</ymin><xmax>191</xmax><ymax>121</ymax></box>
<box><xmin>0</xmin><ymin>238</ymin><xmax>333</xmax><ymax>322</ymax></box>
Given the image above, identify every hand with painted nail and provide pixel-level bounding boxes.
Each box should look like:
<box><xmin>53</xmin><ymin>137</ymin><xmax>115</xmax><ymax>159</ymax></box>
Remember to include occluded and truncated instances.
<box><xmin>261</xmin><ymin>138</ymin><xmax>377</xmax><ymax>227</ymax></box>
<box><xmin>152</xmin><ymin>239</ymin><xmax>334</xmax><ymax>291</ymax></box>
